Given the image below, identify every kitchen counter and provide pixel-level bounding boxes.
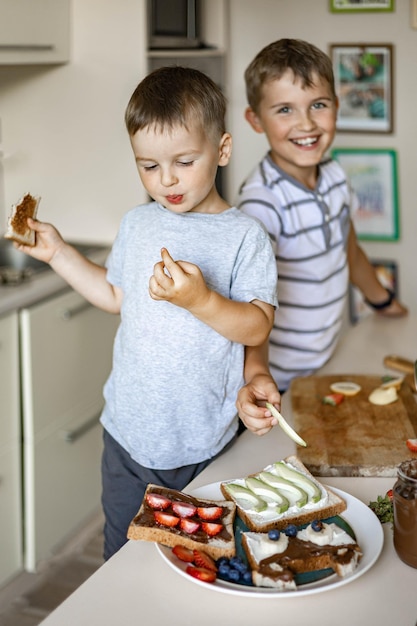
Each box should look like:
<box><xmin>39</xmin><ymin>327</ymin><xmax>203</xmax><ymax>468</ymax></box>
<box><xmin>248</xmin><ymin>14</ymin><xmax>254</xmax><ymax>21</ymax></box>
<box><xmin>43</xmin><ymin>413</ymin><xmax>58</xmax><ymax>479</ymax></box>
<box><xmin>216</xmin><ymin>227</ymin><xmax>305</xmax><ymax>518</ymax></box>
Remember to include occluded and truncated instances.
<box><xmin>40</xmin><ymin>313</ymin><xmax>417</xmax><ymax>626</ymax></box>
<box><xmin>0</xmin><ymin>245</ymin><xmax>110</xmax><ymax>316</ymax></box>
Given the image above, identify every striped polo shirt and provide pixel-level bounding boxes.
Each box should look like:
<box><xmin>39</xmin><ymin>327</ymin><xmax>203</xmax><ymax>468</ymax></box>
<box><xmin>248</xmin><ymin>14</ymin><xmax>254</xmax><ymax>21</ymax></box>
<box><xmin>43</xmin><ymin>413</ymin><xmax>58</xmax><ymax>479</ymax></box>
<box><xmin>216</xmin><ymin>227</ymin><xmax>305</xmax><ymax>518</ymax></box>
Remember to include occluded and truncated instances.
<box><xmin>237</xmin><ymin>154</ymin><xmax>357</xmax><ymax>391</ymax></box>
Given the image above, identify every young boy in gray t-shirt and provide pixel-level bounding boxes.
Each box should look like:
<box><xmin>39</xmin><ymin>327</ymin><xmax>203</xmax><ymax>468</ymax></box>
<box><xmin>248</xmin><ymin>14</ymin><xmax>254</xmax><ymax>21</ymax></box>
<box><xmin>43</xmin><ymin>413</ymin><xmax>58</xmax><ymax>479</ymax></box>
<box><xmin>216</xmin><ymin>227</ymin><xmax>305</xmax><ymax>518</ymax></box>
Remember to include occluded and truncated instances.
<box><xmin>17</xmin><ymin>66</ymin><xmax>278</xmax><ymax>559</ymax></box>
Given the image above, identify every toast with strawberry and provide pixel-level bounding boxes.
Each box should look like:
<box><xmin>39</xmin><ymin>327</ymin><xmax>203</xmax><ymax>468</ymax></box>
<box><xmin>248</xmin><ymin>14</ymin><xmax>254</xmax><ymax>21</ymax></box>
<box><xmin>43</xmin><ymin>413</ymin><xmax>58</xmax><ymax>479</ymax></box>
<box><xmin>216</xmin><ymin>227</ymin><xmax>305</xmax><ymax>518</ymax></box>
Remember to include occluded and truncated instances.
<box><xmin>127</xmin><ymin>483</ymin><xmax>236</xmax><ymax>560</ymax></box>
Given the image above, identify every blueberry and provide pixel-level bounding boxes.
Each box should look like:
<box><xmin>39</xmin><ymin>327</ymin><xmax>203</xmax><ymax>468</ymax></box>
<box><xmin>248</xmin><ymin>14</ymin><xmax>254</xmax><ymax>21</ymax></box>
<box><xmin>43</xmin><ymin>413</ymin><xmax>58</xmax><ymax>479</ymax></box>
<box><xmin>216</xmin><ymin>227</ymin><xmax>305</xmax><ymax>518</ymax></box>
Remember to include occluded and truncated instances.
<box><xmin>311</xmin><ymin>519</ymin><xmax>323</xmax><ymax>532</ymax></box>
<box><xmin>216</xmin><ymin>557</ymin><xmax>228</xmax><ymax>567</ymax></box>
<box><xmin>218</xmin><ymin>561</ymin><xmax>230</xmax><ymax>571</ymax></box>
<box><xmin>284</xmin><ymin>524</ymin><xmax>298</xmax><ymax>537</ymax></box>
<box><xmin>268</xmin><ymin>529</ymin><xmax>281</xmax><ymax>541</ymax></box>
<box><xmin>227</xmin><ymin>569</ymin><xmax>241</xmax><ymax>582</ymax></box>
<box><xmin>242</xmin><ymin>570</ymin><xmax>253</xmax><ymax>584</ymax></box>
<box><xmin>233</xmin><ymin>560</ymin><xmax>248</xmax><ymax>574</ymax></box>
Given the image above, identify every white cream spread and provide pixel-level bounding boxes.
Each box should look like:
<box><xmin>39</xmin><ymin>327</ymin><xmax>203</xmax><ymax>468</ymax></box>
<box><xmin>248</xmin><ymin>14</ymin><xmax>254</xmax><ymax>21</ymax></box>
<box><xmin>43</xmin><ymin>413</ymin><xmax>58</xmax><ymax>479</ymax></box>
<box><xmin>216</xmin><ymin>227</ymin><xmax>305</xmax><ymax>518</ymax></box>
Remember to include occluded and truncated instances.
<box><xmin>297</xmin><ymin>523</ymin><xmax>356</xmax><ymax>547</ymax></box>
<box><xmin>245</xmin><ymin>523</ymin><xmax>355</xmax><ymax>560</ymax></box>
<box><xmin>225</xmin><ymin>461</ymin><xmax>328</xmax><ymax>524</ymax></box>
<box><xmin>244</xmin><ymin>531</ymin><xmax>289</xmax><ymax>561</ymax></box>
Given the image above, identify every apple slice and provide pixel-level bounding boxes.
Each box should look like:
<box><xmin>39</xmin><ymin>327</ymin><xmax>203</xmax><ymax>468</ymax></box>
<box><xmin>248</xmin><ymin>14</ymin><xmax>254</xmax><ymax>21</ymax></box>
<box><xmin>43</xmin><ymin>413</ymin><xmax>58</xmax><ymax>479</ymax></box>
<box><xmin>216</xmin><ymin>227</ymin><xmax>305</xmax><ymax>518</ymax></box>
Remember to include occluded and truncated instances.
<box><xmin>266</xmin><ymin>402</ymin><xmax>307</xmax><ymax>447</ymax></box>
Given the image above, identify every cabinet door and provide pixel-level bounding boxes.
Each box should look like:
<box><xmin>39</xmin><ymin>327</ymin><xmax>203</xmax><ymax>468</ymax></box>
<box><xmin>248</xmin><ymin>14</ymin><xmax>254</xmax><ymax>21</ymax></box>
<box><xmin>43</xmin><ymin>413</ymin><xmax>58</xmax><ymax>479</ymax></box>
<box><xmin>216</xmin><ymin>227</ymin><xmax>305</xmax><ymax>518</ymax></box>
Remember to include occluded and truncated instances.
<box><xmin>0</xmin><ymin>312</ymin><xmax>20</xmax><ymax>444</ymax></box>
<box><xmin>20</xmin><ymin>290</ymin><xmax>119</xmax><ymax>437</ymax></box>
<box><xmin>0</xmin><ymin>313</ymin><xmax>22</xmax><ymax>585</ymax></box>
<box><xmin>26</xmin><ymin>414</ymin><xmax>103</xmax><ymax>571</ymax></box>
<box><xmin>0</xmin><ymin>446</ymin><xmax>23</xmax><ymax>585</ymax></box>
<box><xmin>0</xmin><ymin>0</ymin><xmax>70</xmax><ymax>64</ymax></box>
<box><xmin>20</xmin><ymin>290</ymin><xmax>119</xmax><ymax>571</ymax></box>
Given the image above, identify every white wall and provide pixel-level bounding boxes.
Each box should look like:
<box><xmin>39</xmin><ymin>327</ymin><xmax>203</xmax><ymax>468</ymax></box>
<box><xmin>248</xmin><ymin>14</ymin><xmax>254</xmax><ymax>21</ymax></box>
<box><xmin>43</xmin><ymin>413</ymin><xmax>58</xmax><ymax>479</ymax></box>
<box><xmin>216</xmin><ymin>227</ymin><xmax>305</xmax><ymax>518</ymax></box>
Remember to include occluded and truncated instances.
<box><xmin>226</xmin><ymin>0</ymin><xmax>417</xmax><ymax>313</ymax></box>
<box><xmin>0</xmin><ymin>0</ymin><xmax>147</xmax><ymax>244</ymax></box>
<box><xmin>0</xmin><ymin>0</ymin><xmax>415</xmax><ymax>313</ymax></box>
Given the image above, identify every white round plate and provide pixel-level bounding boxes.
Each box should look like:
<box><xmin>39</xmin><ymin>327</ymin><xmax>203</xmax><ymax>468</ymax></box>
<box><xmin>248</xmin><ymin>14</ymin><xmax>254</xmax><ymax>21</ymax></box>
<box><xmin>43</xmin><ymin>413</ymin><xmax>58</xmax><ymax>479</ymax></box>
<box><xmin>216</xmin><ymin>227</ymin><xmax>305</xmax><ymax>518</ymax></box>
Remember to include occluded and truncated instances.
<box><xmin>156</xmin><ymin>482</ymin><xmax>384</xmax><ymax>597</ymax></box>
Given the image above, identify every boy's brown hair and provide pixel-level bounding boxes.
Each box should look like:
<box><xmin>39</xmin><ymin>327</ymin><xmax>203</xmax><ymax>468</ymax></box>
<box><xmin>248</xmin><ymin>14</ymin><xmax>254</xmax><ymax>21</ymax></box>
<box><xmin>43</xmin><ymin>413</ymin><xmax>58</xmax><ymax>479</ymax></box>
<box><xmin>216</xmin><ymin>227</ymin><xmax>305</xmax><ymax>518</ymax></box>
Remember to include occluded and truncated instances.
<box><xmin>245</xmin><ymin>38</ymin><xmax>336</xmax><ymax>113</ymax></box>
<box><xmin>125</xmin><ymin>65</ymin><xmax>226</xmax><ymax>140</ymax></box>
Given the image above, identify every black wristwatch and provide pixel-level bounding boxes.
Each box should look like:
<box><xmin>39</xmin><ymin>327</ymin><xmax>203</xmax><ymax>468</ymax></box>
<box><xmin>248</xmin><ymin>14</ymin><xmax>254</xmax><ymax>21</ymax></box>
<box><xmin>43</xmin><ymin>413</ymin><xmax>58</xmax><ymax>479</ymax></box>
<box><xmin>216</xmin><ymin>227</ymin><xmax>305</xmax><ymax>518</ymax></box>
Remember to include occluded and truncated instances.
<box><xmin>365</xmin><ymin>289</ymin><xmax>395</xmax><ymax>310</ymax></box>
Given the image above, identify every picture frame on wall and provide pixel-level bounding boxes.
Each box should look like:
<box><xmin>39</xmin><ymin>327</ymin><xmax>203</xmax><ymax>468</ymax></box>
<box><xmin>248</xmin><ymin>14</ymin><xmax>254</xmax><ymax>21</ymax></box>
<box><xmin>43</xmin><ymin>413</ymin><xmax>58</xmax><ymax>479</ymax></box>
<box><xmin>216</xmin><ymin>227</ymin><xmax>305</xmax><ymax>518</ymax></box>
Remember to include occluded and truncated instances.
<box><xmin>349</xmin><ymin>259</ymin><xmax>398</xmax><ymax>324</ymax></box>
<box><xmin>330</xmin><ymin>44</ymin><xmax>393</xmax><ymax>133</ymax></box>
<box><xmin>332</xmin><ymin>148</ymin><xmax>399</xmax><ymax>241</ymax></box>
<box><xmin>329</xmin><ymin>0</ymin><xmax>395</xmax><ymax>12</ymax></box>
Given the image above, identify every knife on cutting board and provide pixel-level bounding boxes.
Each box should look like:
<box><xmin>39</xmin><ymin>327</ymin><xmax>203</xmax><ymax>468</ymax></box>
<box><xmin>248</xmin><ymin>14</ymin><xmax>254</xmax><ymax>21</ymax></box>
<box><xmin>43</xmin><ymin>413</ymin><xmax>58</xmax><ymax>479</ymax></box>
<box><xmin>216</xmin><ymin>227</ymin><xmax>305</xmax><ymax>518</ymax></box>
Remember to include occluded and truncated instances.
<box><xmin>384</xmin><ymin>355</ymin><xmax>416</xmax><ymax>392</ymax></box>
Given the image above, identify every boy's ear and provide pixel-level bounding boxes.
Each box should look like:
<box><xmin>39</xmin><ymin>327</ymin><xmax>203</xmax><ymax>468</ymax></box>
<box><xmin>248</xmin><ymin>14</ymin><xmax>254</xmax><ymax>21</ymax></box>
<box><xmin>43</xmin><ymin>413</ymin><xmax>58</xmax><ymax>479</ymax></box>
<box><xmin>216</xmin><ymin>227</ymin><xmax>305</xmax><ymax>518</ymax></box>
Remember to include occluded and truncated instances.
<box><xmin>218</xmin><ymin>132</ymin><xmax>232</xmax><ymax>166</ymax></box>
<box><xmin>245</xmin><ymin>107</ymin><xmax>264</xmax><ymax>134</ymax></box>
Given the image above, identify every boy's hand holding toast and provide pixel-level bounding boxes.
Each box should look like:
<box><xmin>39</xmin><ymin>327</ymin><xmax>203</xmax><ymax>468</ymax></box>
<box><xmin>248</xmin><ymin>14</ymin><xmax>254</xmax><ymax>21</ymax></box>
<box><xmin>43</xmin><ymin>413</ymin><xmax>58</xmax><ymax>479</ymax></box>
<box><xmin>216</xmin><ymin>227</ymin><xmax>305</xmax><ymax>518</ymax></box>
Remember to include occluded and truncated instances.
<box><xmin>15</xmin><ymin>217</ymin><xmax>65</xmax><ymax>265</ymax></box>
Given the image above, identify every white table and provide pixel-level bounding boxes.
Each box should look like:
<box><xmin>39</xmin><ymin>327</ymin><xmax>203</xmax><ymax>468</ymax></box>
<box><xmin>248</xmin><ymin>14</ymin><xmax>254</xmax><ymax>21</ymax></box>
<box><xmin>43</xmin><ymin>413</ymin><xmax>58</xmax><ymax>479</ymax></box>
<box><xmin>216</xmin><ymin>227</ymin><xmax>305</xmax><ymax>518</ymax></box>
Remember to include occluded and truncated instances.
<box><xmin>40</xmin><ymin>314</ymin><xmax>417</xmax><ymax>626</ymax></box>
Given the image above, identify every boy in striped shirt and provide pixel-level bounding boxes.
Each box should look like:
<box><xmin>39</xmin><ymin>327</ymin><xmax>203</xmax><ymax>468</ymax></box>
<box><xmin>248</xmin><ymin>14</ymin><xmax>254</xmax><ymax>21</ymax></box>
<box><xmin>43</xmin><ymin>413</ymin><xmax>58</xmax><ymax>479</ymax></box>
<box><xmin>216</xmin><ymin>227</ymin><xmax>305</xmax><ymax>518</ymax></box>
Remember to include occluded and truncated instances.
<box><xmin>235</xmin><ymin>39</ymin><xmax>407</xmax><ymax>435</ymax></box>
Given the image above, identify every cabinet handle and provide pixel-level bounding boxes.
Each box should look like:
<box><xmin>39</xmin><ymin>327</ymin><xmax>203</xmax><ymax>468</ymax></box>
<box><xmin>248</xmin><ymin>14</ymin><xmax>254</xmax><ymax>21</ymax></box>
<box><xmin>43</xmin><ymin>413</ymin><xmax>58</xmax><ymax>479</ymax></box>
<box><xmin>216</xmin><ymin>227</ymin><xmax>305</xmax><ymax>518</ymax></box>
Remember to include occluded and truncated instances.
<box><xmin>59</xmin><ymin>301</ymin><xmax>92</xmax><ymax>320</ymax></box>
<box><xmin>0</xmin><ymin>44</ymin><xmax>55</xmax><ymax>51</ymax></box>
<box><xmin>61</xmin><ymin>412</ymin><xmax>101</xmax><ymax>443</ymax></box>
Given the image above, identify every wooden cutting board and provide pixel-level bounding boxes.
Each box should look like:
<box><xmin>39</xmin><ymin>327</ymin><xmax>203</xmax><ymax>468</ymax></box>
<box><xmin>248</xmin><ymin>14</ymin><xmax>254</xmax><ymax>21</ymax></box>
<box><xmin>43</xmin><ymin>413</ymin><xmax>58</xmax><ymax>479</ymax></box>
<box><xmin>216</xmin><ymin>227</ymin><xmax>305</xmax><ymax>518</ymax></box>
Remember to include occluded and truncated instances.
<box><xmin>291</xmin><ymin>374</ymin><xmax>417</xmax><ymax>477</ymax></box>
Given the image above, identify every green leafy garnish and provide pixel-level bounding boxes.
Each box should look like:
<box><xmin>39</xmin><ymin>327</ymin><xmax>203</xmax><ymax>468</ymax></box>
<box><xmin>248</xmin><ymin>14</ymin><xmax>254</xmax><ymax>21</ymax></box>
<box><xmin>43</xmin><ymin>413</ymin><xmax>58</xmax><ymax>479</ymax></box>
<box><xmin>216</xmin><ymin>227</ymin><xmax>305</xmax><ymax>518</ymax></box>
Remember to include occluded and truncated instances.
<box><xmin>368</xmin><ymin>494</ymin><xmax>394</xmax><ymax>524</ymax></box>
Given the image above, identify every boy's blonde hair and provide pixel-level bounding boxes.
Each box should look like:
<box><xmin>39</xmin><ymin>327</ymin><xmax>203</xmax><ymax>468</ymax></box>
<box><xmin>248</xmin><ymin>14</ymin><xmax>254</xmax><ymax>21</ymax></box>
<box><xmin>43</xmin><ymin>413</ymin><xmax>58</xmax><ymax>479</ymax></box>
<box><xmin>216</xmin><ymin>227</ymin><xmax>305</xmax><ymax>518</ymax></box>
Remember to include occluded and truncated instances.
<box><xmin>125</xmin><ymin>65</ymin><xmax>226</xmax><ymax>140</ymax></box>
<box><xmin>245</xmin><ymin>39</ymin><xmax>336</xmax><ymax>113</ymax></box>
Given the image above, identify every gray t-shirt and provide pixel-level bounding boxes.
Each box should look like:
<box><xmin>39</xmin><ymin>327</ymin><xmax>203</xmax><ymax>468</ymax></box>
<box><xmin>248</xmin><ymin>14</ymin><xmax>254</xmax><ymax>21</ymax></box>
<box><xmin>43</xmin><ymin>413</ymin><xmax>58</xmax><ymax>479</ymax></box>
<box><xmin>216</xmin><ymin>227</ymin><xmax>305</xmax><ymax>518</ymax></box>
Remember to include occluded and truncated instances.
<box><xmin>100</xmin><ymin>202</ymin><xmax>277</xmax><ymax>470</ymax></box>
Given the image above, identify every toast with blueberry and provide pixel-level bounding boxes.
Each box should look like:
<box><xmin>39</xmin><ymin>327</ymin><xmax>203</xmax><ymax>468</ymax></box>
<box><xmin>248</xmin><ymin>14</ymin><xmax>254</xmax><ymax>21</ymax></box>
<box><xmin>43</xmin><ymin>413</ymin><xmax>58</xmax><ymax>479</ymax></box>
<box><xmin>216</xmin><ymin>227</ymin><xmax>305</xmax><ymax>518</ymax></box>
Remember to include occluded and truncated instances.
<box><xmin>242</xmin><ymin>521</ymin><xmax>362</xmax><ymax>589</ymax></box>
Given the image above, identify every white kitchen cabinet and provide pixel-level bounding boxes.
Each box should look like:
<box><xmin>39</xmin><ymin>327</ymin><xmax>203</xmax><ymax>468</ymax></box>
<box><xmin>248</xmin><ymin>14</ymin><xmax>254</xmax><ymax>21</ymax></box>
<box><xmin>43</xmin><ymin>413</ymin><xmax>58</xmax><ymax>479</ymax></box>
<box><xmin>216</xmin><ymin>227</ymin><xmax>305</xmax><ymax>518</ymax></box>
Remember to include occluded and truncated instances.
<box><xmin>0</xmin><ymin>0</ymin><xmax>70</xmax><ymax>65</ymax></box>
<box><xmin>0</xmin><ymin>312</ymin><xmax>23</xmax><ymax>586</ymax></box>
<box><xmin>20</xmin><ymin>289</ymin><xmax>119</xmax><ymax>572</ymax></box>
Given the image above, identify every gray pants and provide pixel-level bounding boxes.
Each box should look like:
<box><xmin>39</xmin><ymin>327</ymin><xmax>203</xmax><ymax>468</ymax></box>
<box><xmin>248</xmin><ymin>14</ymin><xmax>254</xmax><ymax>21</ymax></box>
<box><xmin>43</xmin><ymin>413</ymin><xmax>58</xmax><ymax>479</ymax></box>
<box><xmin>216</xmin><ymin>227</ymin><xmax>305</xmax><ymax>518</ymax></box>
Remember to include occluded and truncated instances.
<box><xmin>101</xmin><ymin>429</ymin><xmax>237</xmax><ymax>560</ymax></box>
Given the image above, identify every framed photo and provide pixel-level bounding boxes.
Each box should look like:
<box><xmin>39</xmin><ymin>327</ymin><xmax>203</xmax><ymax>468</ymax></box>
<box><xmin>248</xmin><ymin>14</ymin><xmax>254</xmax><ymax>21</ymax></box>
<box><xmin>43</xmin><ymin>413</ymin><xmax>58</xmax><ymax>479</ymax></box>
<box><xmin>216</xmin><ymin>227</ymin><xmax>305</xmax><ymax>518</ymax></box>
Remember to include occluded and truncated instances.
<box><xmin>330</xmin><ymin>0</ymin><xmax>395</xmax><ymax>12</ymax></box>
<box><xmin>332</xmin><ymin>148</ymin><xmax>399</xmax><ymax>241</ymax></box>
<box><xmin>349</xmin><ymin>259</ymin><xmax>398</xmax><ymax>324</ymax></box>
<box><xmin>330</xmin><ymin>44</ymin><xmax>393</xmax><ymax>133</ymax></box>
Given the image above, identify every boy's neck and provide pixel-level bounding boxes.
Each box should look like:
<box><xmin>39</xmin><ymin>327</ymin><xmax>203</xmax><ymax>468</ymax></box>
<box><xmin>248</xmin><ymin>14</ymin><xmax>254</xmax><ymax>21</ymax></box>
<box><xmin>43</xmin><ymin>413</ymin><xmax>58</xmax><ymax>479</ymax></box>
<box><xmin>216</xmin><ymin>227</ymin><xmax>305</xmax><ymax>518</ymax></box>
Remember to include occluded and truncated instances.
<box><xmin>270</xmin><ymin>154</ymin><xmax>319</xmax><ymax>190</ymax></box>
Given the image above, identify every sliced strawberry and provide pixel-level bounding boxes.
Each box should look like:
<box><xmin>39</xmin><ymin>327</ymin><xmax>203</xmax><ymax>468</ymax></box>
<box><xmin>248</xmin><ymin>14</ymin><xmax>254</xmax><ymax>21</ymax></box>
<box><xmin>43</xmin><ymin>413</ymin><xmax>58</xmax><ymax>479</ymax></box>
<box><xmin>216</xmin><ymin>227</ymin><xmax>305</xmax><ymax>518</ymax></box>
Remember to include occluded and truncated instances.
<box><xmin>386</xmin><ymin>489</ymin><xmax>394</xmax><ymax>501</ymax></box>
<box><xmin>406</xmin><ymin>438</ymin><xmax>417</xmax><ymax>453</ymax></box>
<box><xmin>145</xmin><ymin>493</ymin><xmax>171</xmax><ymax>510</ymax></box>
<box><xmin>172</xmin><ymin>545</ymin><xmax>195</xmax><ymax>563</ymax></box>
<box><xmin>201</xmin><ymin>522</ymin><xmax>223</xmax><ymax>537</ymax></box>
<box><xmin>154</xmin><ymin>511</ymin><xmax>179</xmax><ymax>527</ymax></box>
<box><xmin>180</xmin><ymin>518</ymin><xmax>200</xmax><ymax>534</ymax></box>
<box><xmin>193</xmin><ymin>549</ymin><xmax>217</xmax><ymax>572</ymax></box>
<box><xmin>322</xmin><ymin>393</ymin><xmax>344</xmax><ymax>406</ymax></box>
<box><xmin>196</xmin><ymin>506</ymin><xmax>223</xmax><ymax>520</ymax></box>
<box><xmin>185</xmin><ymin>565</ymin><xmax>216</xmax><ymax>583</ymax></box>
<box><xmin>172</xmin><ymin>501</ymin><xmax>197</xmax><ymax>518</ymax></box>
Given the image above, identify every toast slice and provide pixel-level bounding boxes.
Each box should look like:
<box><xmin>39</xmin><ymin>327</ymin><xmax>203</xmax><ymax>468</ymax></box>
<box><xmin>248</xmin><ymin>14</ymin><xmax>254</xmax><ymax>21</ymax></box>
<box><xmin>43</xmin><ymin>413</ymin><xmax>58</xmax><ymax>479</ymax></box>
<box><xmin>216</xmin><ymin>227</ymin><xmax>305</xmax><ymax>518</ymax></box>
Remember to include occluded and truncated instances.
<box><xmin>5</xmin><ymin>193</ymin><xmax>40</xmax><ymax>246</ymax></box>
<box><xmin>242</xmin><ymin>523</ymin><xmax>362</xmax><ymax>589</ymax></box>
<box><xmin>220</xmin><ymin>455</ymin><xmax>346</xmax><ymax>532</ymax></box>
<box><xmin>127</xmin><ymin>483</ymin><xmax>236</xmax><ymax>560</ymax></box>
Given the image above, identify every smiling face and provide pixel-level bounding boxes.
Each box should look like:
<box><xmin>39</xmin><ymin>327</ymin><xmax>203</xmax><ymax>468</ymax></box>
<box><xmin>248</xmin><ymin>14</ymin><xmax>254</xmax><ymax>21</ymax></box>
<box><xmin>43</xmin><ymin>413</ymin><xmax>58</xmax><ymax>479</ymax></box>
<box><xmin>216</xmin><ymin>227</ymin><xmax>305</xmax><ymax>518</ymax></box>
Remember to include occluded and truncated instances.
<box><xmin>245</xmin><ymin>70</ymin><xmax>338</xmax><ymax>189</ymax></box>
<box><xmin>130</xmin><ymin>119</ymin><xmax>231</xmax><ymax>215</ymax></box>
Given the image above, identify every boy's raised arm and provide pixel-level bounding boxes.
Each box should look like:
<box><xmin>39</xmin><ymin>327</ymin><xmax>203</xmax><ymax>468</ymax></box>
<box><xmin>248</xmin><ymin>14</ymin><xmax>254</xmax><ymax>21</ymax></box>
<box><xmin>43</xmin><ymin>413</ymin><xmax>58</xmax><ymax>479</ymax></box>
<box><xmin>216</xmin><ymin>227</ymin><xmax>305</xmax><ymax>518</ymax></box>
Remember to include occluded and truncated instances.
<box><xmin>17</xmin><ymin>218</ymin><xmax>122</xmax><ymax>314</ymax></box>
<box><xmin>150</xmin><ymin>247</ymin><xmax>275</xmax><ymax>345</ymax></box>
